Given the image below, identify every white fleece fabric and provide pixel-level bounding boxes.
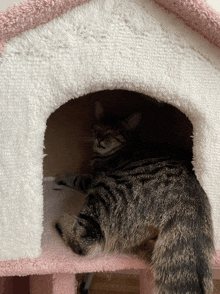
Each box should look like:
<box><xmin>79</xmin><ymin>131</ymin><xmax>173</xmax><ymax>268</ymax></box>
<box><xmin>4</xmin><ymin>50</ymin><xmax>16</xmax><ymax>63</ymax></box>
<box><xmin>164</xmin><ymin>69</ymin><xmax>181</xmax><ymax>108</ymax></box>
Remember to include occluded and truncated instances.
<box><xmin>1</xmin><ymin>0</ymin><xmax>220</xmax><ymax>261</ymax></box>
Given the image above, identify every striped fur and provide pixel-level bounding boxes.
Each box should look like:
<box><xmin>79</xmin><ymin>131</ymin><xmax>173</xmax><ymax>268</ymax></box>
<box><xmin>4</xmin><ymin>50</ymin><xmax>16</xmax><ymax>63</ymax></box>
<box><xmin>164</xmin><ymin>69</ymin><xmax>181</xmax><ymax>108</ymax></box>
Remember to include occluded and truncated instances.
<box><xmin>55</xmin><ymin>105</ymin><xmax>214</xmax><ymax>293</ymax></box>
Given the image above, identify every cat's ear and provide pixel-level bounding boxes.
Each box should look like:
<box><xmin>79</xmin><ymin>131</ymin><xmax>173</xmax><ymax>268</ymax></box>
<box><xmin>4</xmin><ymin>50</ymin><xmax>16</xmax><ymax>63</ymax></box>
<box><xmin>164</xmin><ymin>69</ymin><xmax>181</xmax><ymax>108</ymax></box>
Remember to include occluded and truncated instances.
<box><xmin>95</xmin><ymin>101</ymin><xmax>104</xmax><ymax>119</ymax></box>
<box><xmin>123</xmin><ymin>113</ymin><xmax>141</xmax><ymax>130</ymax></box>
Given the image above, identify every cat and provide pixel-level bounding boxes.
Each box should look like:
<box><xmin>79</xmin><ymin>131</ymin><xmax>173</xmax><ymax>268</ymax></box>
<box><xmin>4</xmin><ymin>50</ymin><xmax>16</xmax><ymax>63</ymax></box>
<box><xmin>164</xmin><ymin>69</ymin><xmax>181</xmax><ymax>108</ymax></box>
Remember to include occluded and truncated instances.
<box><xmin>55</xmin><ymin>101</ymin><xmax>214</xmax><ymax>293</ymax></box>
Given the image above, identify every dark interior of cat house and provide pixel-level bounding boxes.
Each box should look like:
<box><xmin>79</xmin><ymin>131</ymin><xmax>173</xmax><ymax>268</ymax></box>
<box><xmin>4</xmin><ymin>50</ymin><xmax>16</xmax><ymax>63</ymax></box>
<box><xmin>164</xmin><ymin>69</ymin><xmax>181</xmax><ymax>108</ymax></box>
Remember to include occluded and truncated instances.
<box><xmin>43</xmin><ymin>90</ymin><xmax>193</xmax><ymax>178</ymax></box>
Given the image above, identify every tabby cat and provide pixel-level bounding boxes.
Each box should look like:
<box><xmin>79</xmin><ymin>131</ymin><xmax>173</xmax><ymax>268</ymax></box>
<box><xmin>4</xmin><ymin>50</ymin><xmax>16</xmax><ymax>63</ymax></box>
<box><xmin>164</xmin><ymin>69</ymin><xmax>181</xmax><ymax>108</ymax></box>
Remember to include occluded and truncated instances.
<box><xmin>55</xmin><ymin>102</ymin><xmax>214</xmax><ymax>293</ymax></box>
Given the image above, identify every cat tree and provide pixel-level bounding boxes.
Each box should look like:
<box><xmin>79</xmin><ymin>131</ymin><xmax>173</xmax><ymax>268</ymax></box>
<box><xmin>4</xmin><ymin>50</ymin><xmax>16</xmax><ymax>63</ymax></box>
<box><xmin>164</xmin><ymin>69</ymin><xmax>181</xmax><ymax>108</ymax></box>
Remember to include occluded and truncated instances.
<box><xmin>1</xmin><ymin>0</ymin><xmax>220</xmax><ymax>293</ymax></box>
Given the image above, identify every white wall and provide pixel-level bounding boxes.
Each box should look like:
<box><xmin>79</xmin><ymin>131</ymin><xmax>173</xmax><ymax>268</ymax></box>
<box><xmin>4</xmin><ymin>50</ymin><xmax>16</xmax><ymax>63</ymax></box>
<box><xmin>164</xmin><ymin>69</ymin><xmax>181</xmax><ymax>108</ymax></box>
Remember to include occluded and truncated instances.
<box><xmin>206</xmin><ymin>0</ymin><xmax>220</xmax><ymax>13</ymax></box>
<box><xmin>0</xmin><ymin>0</ymin><xmax>24</xmax><ymax>12</ymax></box>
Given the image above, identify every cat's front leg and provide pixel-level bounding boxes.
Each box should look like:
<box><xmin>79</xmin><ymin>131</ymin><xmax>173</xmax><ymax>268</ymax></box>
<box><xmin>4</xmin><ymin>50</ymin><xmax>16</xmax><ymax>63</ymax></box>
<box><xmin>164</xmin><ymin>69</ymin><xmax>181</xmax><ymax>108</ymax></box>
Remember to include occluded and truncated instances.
<box><xmin>55</xmin><ymin>212</ymin><xmax>104</xmax><ymax>256</ymax></box>
<box><xmin>55</xmin><ymin>173</ymin><xmax>93</xmax><ymax>193</ymax></box>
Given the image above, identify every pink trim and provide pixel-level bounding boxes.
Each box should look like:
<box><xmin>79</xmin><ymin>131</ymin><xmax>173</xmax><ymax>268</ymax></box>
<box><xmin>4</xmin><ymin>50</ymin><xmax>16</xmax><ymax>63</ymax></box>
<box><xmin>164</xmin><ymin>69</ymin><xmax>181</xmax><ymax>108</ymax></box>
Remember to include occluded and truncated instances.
<box><xmin>0</xmin><ymin>249</ymin><xmax>219</xmax><ymax>277</ymax></box>
<box><xmin>154</xmin><ymin>0</ymin><xmax>220</xmax><ymax>49</ymax></box>
<box><xmin>0</xmin><ymin>252</ymin><xmax>147</xmax><ymax>277</ymax></box>
<box><xmin>0</xmin><ymin>0</ymin><xmax>90</xmax><ymax>53</ymax></box>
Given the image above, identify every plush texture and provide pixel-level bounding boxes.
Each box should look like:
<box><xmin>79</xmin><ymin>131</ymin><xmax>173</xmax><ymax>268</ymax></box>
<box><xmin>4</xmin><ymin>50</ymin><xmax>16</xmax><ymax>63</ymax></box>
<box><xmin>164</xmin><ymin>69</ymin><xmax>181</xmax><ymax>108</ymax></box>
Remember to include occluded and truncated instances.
<box><xmin>154</xmin><ymin>0</ymin><xmax>220</xmax><ymax>49</ymax></box>
<box><xmin>0</xmin><ymin>0</ymin><xmax>90</xmax><ymax>52</ymax></box>
<box><xmin>1</xmin><ymin>0</ymin><xmax>220</xmax><ymax>53</ymax></box>
<box><xmin>0</xmin><ymin>0</ymin><xmax>220</xmax><ymax>272</ymax></box>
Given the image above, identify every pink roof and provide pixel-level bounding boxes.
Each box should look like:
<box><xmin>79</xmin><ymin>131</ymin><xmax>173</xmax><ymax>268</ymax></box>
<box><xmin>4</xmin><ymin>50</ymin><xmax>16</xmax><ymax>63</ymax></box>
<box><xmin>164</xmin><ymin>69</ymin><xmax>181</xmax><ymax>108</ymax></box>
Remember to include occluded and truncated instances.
<box><xmin>0</xmin><ymin>0</ymin><xmax>220</xmax><ymax>53</ymax></box>
<box><xmin>0</xmin><ymin>0</ymin><xmax>90</xmax><ymax>52</ymax></box>
<box><xmin>154</xmin><ymin>0</ymin><xmax>220</xmax><ymax>49</ymax></box>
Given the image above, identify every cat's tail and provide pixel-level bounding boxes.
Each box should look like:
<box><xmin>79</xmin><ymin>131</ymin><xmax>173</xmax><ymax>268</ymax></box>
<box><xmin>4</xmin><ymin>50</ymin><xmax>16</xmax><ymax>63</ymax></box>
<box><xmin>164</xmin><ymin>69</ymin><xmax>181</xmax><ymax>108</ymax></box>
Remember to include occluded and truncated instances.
<box><xmin>152</xmin><ymin>188</ymin><xmax>214</xmax><ymax>293</ymax></box>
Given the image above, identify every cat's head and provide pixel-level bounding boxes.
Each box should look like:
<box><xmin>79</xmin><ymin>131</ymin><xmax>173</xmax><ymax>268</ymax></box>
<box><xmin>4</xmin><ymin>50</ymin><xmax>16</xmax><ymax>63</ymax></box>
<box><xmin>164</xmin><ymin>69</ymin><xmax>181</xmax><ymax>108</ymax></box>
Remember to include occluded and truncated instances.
<box><xmin>92</xmin><ymin>101</ymin><xmax>141</xmax><ymax>156</ymax></box>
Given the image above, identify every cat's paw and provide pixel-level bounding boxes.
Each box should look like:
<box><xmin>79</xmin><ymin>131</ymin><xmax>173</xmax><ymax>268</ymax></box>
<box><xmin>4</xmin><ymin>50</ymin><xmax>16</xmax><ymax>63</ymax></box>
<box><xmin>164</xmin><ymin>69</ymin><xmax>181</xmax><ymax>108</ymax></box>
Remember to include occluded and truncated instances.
<box><xmin>55</xmin><ymin>213</ymin><xmax>86</xmax><ymax>255</ymax></box>
<box><xmin>55</xmin><ymin>213</ymin><xmax>103</xmax><ymax>256</ymax></box>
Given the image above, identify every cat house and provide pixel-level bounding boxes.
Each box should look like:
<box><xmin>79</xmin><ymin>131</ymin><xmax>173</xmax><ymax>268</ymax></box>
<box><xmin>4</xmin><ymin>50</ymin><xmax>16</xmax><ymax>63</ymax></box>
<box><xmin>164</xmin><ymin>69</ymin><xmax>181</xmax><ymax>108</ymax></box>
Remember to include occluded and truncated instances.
<box><xmin>1</xmin><ymin>0</ymin><xmax>220</xmax><ymax>293</ymax></box>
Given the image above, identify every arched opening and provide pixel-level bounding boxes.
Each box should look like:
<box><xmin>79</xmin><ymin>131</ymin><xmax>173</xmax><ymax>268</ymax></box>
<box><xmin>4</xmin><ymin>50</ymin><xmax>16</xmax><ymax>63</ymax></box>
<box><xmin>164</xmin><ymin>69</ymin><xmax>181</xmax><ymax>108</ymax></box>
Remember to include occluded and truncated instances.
<box><xmin>44</xmin><ymin>90</ymin><xmax>193</xmax><ymax>177</ymax></box>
